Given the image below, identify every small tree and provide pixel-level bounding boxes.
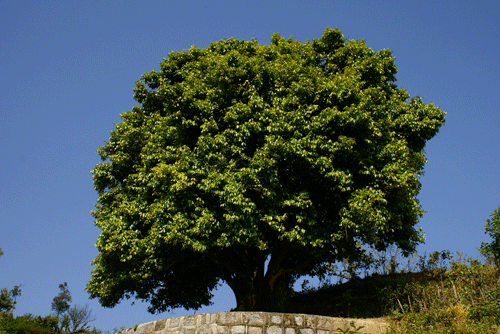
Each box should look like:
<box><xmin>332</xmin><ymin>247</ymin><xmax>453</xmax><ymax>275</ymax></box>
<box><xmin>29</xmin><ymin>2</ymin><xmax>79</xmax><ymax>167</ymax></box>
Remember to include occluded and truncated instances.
<box><xmin>480</xmin><ymin>205</ymin><xmax>500</xmax><ymax>266</ymax></box>
<box><xmin>0</xmin><ymin>285</ymin><xmax>21</xmax><ymax>313</ymax></box>
<box><xmin>50</xmin><ymin>283</ymin><xmax>98</xmax><ymax>332</ymax></box>
<box><xmin>51</xmin><ymin>282</ymin><xmax>71</xmax><ymax>318</ymax></box>
<box><xmin>0</xmin><ymin>248</ymin><xmax>22</xmax><ymax>313</ymax></box>
<box><xmin>67</xmin><ymin>304</ymin><xmax>96</xmax><ymax>332</ymax></box>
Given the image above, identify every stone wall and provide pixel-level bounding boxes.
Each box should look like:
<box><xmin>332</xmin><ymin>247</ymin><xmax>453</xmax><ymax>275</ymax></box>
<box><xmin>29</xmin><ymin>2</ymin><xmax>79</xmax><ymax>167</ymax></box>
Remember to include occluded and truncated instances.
<box><xmin>119</xmin><ymin>312</ymin><xmax>389</xmax><ymax>334</ymax></box>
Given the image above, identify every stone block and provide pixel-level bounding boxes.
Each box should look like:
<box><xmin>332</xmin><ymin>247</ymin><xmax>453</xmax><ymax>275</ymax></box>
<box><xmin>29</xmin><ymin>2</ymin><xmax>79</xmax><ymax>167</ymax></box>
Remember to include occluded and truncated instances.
<box><xmin>334</xmin><ymin>319</ymin><xmax>360</xmax><ymax>334</ymax></box>
<box><xmin>248</xmin><ymin>326</ymin><xmax>262</xmax><ymax>334</ymax></box>
<box><xmin>155</xmin><ymin>318</ymin><xmax>168</xmax><ymax>331</ymax></box>
<box><xmin>219</xmin><ymin>312</ymin><xmax>242</xmax><ymax>325</ymax></box>
<box><xmin>330</xmin><ymin>318</ymin><xmax>350</xmax><ymax>332</ymax></box>
<box><xmin>316</xmin><ymin>316</ymin><xmax>331</xmax><ymax>330</ymax></box>
<box><xmin>299</xmin><ymin>328</ymin><xmax>314</xmax><ymax>334</ymax></box>
<box><xmin>231</xmin><ymin>325</ymin><xmax>246</xmax><ymax>334</ymax></box>
<box><xmin>136</xmin><ymin>321</ymin><xmax>155</xmax><ymax>333</ymax></box>
<box><xmin>246</xmin><ymin>313</ymin><xmax>266</xmax><ymax>326</ymax></box>
<box><xmin>170</xmin><ymin>317</ymin><xmax>181</xmax><ymax>328</ymax></box>
<box><xmin>270</xmin><ymin>314</ymin><xmax>283</xmax><ymax>325</ymax></box>
<box><xmin>351</xmin><ymin>319</ymin><xmax>388</xmax><ymax>334</ymax></box>
<box><xmin>285</xmin><ymin>327</ymin><xmax>295</xmax><ymax>334</ymax></box>
<box><xmin>197</xmin><ymin>313</ymin><xmax>209</xmax><ymax>325</ymax></box>
<box><xmin>216</xmin><ymin>325</ymin><xmax>230</xmax><ymax>334</ymax></box>
<box><xmin>282</xmin><ymin>314</ymin><xmax>295</xmax><ymax>327</ymax></box>
<box><xmin>164</xmin><ymin>331</ymin><xmax>181</xmax><ymax>334</ymax></box>
<box><xmin>183</xmin><ymin>315</ymin><xmax>197</xmax><ymax>327</ymax></box>
<box><xmin>208</xmin><ymin>313</ymin><xmax>218</xmax><ymax>324</ymax></box>
<box><xmin>293</xmin><ymin>315</ymin><xmax>304</xmax><ymax>327</ymax></box>
<box><xmin>304</xmin><ymin>316</ymin><xmax>316</xmax><ymax>329</ymax></box>
<box><xmin>197</xmin><ymin>324</ymin><xmax>212</xmax><ymax>334</ymax></box>
<box><xmin>266</xmin><ymin>325</ymin><xmax>282</xmax><ymax>334</ymax></box>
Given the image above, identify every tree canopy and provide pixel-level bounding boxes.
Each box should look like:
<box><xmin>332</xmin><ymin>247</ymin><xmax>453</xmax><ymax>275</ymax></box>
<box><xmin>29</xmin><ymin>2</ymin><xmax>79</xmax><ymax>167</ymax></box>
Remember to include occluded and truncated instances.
<box><xmin>86</xmin><ymin>28</ymin><xmax>446</xmax><ymax>312</ymax></box>
<box><xmin>480</xmin><ymin>205</ymin><xmax>500</xmax><ymax>266</ymax></box>
<box><xmin>0</xmin><ymin>286</ymin><xmax>21</xmax><ymax>313</ymax></box>
<box><xmin>52</xmin><ymin>282</ymin><xmax>71</xmax><ymax>317</ymax></box>
<box><xmin>0</xmin><ymin>248</ymin><xmax>22</xmax><ymax>313</ymax></box>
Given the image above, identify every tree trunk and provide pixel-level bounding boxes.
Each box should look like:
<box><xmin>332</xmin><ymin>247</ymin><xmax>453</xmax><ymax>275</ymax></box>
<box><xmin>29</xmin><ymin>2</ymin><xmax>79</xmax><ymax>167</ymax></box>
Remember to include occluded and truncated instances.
<box><xmin>217</xmin><ymin>242</ymin><xmax>301</xmax><ymax>312</ymax></box>
<box><xmin>229</xmin><ymin>273</ymin><xmax>291</xmax><ymax>312</ymax></box>
<box><xmin>225</xmin><ymin>245</ymin><xmax>294</xmax><ymax>312</ymax></box>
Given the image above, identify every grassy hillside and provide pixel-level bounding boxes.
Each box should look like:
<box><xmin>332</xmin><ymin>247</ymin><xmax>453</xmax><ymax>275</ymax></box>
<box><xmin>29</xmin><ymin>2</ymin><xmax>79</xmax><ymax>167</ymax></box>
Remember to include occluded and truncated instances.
<box><xmin>290</xmin><ymin>252</ymin><xmax>500</xmax><ymax>333</ymax></box>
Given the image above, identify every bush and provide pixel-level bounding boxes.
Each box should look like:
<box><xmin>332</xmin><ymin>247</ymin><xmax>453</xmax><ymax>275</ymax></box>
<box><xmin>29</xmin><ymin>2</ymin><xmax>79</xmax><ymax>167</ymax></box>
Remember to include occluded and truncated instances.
<box><xmin>0</xmin><ymin>312</ymin><xmax>58</xmax><ymax>334</ymax></box>
<box><xmin>480</xmin><ymin>205</ymin><xmax>500</xmax><ymax>266</ymax></box>
<box><xmin>468</xmin><ymin>287</ymin><xmax>500</xmax><ymax>322</ymax></box>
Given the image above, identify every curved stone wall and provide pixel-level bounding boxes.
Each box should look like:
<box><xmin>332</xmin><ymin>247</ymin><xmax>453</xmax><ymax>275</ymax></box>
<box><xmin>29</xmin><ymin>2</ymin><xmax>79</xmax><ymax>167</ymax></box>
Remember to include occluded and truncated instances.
<box><xmin>119</xmin><ymin>312</ymin><xmax>389</xmax><ymax>334</ymax></box>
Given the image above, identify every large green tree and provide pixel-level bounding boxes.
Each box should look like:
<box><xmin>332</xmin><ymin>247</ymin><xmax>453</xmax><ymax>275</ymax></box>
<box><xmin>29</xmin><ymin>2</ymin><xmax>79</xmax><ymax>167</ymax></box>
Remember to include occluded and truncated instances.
<box><xmin>86</xmin><ymin>28</ymin><xmax>445</xmax><ymax>312</ymax></box>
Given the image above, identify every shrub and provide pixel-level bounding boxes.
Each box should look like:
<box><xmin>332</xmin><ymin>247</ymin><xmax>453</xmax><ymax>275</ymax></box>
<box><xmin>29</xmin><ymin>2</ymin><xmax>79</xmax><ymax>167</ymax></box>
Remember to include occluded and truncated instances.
<box><xmin>0</xmin><ymin>312</ymin><xmax>58</xmax><ymax>334</ymax></box>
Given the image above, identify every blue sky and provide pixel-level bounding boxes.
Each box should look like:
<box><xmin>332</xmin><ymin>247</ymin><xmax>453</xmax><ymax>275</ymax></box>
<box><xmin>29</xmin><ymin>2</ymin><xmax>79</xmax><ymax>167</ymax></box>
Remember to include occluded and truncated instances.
<box><xmin>1</xmin><ymin>0</ymin><xmax>499</xmax><ymax>332</ymax></box>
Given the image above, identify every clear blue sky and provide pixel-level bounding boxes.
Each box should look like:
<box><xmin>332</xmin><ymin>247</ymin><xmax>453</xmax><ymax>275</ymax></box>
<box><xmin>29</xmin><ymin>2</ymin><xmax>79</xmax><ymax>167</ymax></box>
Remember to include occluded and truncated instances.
<box><xmin>1</xmin><ymin>0</ymin><xmax>499</xmax><ymax>332</ymax></box>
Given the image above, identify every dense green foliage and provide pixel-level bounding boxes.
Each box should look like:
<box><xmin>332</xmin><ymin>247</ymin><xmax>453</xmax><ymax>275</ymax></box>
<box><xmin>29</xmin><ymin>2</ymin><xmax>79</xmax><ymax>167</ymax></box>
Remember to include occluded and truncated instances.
<box><xmin>0</xmin><ymin>312</ymin><xmax>105</xmax><ymax>334</ymax></box>
<box><xmin>0</xmin><ymin>313</ymin><xmax>59</xmax><ymax>334</ymax></box>
<box><xmin>0</xmin><ymin>285</ymin><xmax>21</xmax><ymax>313</ymax></box>
<box><xmin>480</xmin><ymin>205</ymin><xmax>500</xmax><ymax>266</ymax></box>
<box><xmin>0</xmin><ymin>248</ymin><xmax>22</xmax><ymax>313</ymax></box>
<box><xmin>87</xmin><ymin>27</ymin><xmax>446</xmax><ymax>312</ymax></box>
